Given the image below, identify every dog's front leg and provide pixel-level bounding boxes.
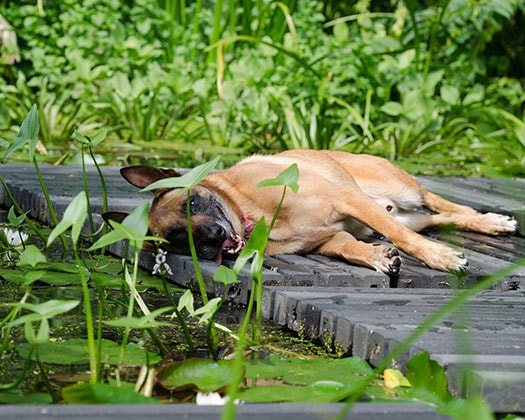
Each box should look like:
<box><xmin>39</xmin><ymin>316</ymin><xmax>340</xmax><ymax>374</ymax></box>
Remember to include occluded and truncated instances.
<box><xmin>316</xmin><ymin>231</ymin><xmax>401</xmax><ymax>275</ymax></box>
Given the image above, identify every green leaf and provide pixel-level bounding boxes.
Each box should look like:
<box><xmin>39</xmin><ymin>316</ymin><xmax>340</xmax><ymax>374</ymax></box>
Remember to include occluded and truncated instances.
<box><xmin>22</xmin><ymin>270</ymin><xmax>46</xmax><ymax>285</ymax></box>
<box><xmin>156</xmin><ymin>358</ymin><xmax>236</xmax><ymax>392</ymax></box>
<box><xmin>72</xmin><ymin>129</ymin><xmax>107</xmax><ymax>146</ymax></box>
<box><xmin>16</xmin><ymin>245</ymin><xmax>47</xmax><ymax>268</ymax></box>
<box><xmin>440</xmin><ymin>396</ymin><xmax>495</xmax><ymax>420</ymax></box>
<box><xmin>4</xmin><ymin>104</ymin><xmax>40</xmax><ymax>162</ymax></box>
<box><xmin>24</xmin><ymin>317</ymin><xmax>47</xmax><ymax>344</ymax></box>
<box><xmin>72</xmin><ymin>131</ymin><xmax>90</xmax><ymax>145</ymax></box>
<box><xmin>239</xmin><ymin>380</ymin><xmax>365</xmax><ymax>403</ymax></box>
<box><xmin>7</xmin><ymin>206</ymin><xmax>27</xmax><ymax>226</ymax></box>
<box><xmin>17</xmin><ymin>338</ymin><xmax>161</xmax><ymax>366</ymax></box>
<box><xmin>256</xmin><ymin>163</ymin><xmax>299</xmax><ymax>193</ymax></box>
<box><xmin>213</xmin><ymin>265</ymin><xmax>240</xmax><ymax>285</ymax></box>
<box><xmin>89</xmin><ymin>129</ymin><xmax>108</xmax><ymax>146</ymax></box>
<box><xmin>440</xmin><ymin>85</ymin><xmax>460</xmax><ymax>105</ymax></box>
<box><xmin>402</xmin><ymin>351</ymin><xmax>453</xmax><ymax>406</ymax></box>
<box><xmin>333</xmin><ymin>22</ymin><xmax>349</xmax><ymax>43</ymax></box>
<box><xmin>463</xmin><ymin>84</ymin><xmax>485</xmax><ymax>106</ymax></box>
<box><xmin>142</xmin><ymin>155</ymin><xmax>221</xmax><ymax>193</ymax></box>
<box><xmin>245</xmin><ymin>355</ymin><xmax>373</xmax><ymax>385</ymax></box>
<box><xmin>121</xmin><ymin>200</ymin><xmax>150</xmax><ymax>236</ymax></box>
<box><xmin>192</xmin><ymin>297</ymin><xmax>222</xmax><ymax>324</ymax></box>
<box><xmin>239</xmin><ymin>356</ymin><xmax>386</xmax><ymax>403</ymax></box>
<box><xmin>88</xmin><ymin>201</ymin><xmax>152</xmax><ymax>251</ymax></box>
<box><xmin>0</xmin><ymin>262</ymin><xmax>91</xmax><ymax>286</ymax></box>
<box><xmin>62</xmin><ymin>382</ymin><xmax>159</xmax><ymax>404</ymax></box>
<box><xmin>0</xmin><ymin>390</ymin><xmax>53</xmax><ymax>404</ymax></box>
<box><xmin>6</xmin><ymin>299</ymin><xmax>80</xmax><ymax>328</ymax></box>
<box><xmin>47</xmin><ymin>192</ymin><xmax>88</xmax><ymax>247</ymax></box>
<box><xmin>108</xmin><ymin>221</ymin><xmax>146</xmax><ymax>242</ymax></box>
<box><xmin>177</xmin><ymin>289</ymin><xmax>195</xmax><ymax>314</ymax></box>
<box><xmin>397</xmin><ymin>49</ymin><xmax>415</xmax><ymax>70</ymax></box>
<box><xmin>233</xmin><ymin>218</ymin><xmax>269</xmax><ymax>278</ymax></box>
<box><xmin>87</xmin><ymin>228</ymin><xmax>126</xmax><ymax>251</ymax></box>
<box><xmin>380</xmin><ymin>101</ymin><xmax>404</xmax><ymax>116</ymax></box>
<box><xmin>105</xmin><ymin>307</ymin><xmax>174</xmax><ymax>329</ymax></box>
<box><xmin>425</xmin><ymin>69</ymin><xmax>445</xmax><ymax>93</ymax></box>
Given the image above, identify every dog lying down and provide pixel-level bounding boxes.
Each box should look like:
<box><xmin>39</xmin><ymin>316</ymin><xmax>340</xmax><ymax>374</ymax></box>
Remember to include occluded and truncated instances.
<box><xmin>105</xmin><ymin>149</ymin><xmax>518</xmax><ymax>274</ymax></box>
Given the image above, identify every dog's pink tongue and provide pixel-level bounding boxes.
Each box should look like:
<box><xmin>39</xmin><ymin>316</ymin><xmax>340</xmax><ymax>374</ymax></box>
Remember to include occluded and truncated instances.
<box><xmin>214</xmin><ymin>251</ymin><xmax>223</xmax><ymax>265</ymax></box>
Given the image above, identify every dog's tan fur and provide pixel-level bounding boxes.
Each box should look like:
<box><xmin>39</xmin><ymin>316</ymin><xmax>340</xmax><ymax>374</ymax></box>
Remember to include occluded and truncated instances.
<box><xmin>118</xmin><ymin>149</ymin><xmax>518</xmax><ymax>274</ymax></box>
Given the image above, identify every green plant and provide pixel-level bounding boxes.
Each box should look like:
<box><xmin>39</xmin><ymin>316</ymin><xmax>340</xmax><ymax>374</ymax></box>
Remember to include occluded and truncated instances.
<box><xmin>3</xmin><ymin>105</ymin><xmax>70</xmax><ymax>252</ymax></box>
<box><xmin>87</xmin><ymin>201</ymin><xmax>172</xmax><ymax>371</ymax></box>
<box><xmin>72</xmin><ymin>129</ymin><xmax>110</xmax><ymax>236</ymax></box>
<box><xmin>2</xmin><ymin>0</ymin><xmax>523</xmax><ymax>174</ymax></box>
<box><xmin>45</xmin><ymin>192</ymin><xmax>99</xmax><ymax>381</ymax></box>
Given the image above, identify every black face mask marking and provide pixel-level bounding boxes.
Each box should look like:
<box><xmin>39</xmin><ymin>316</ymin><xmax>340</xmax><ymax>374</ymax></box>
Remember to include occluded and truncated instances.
<box><xmin>161</xmin><ymin>191</ymin><xmax>235</xmax><ymax>261</ymax></box>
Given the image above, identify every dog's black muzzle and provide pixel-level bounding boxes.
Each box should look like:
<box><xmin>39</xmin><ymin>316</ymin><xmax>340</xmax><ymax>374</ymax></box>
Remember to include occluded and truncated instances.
<box><xmin>165</xmin><ymin>221</ymin><xmax>228</xmax><ymax>260</ymax></box>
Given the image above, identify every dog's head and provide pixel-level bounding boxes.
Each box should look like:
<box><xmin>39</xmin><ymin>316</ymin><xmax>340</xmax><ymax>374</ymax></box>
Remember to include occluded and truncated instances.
<box><xmin>105</xmin><ymin>165</ymin><xmax>248</xmax><ymax>263</ymax></box>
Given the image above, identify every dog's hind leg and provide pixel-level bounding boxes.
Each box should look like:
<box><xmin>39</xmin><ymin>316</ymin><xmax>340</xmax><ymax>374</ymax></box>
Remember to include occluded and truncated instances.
<box><xmin>422</xmin><ymin>190</ymin><xmax>518</xmax><ymax>235</ymax></box>
<box><xmin>334</xmin><ymin>193</ymin><xmax>468</xmax><ymax>272</ymax></box>
<box><xmin>316</xmin><ymin>231</ymin><xmax>401</xmax><ymax>275</ymax></box>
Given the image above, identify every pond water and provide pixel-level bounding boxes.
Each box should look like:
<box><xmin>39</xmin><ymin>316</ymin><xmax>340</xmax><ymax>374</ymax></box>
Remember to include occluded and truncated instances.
<box><xmin>0</xmin><ymin>203</ymin><xmax>334</xmax><ymax>403</ymax></box>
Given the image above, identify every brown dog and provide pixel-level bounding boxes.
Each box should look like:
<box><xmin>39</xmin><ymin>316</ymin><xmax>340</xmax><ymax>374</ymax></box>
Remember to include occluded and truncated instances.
<box><xmin>112</xmin><ymin>149</ymin><xmax>517</xmax><ymax>274</ymax></box>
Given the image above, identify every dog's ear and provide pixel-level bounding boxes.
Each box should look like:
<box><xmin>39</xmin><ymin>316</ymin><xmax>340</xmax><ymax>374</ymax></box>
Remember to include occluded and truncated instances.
<box><xmin>120</xmin><ymin>165</ymin><xmax>181</xmax><ymax>189</ymax></box>
<box><xmin>102</xmin><ymin>211</ymin><xmax>129</xmax><ymax>226</ymax></box>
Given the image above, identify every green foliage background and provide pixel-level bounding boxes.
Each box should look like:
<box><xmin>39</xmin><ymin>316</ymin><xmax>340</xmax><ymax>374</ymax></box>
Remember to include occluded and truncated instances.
<box><xmin>1</xmin><ymin>0</ymin><xmax>524</xmax><ymax>175</ymax></box>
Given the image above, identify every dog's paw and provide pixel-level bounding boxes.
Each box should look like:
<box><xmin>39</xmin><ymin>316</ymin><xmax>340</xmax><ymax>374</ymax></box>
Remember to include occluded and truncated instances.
<box><xmin>373</xmin><ymin>245</ymin><xmax>401</xmax><ymax>275</ymax></box>
<box><xmin>481</xmin><ymin>213</ymin><xmax>518</xmax><ymax>235</ymax></box>
<box><xmin>423</xmin><ymin>242</ymin><xmax>468</xmax><ymax>273</ymax></box>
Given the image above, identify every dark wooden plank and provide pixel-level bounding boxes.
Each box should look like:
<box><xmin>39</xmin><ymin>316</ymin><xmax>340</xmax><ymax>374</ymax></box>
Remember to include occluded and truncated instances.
<box><xmin>262</xmin><ymin>286</ymin><xmax>525</xmax><ymax>410</ymax></box>
<box><xmin>418</xmin><ymin>177</ymin><xmax>525</xmax><ymax>236</ymax></box>
<box><xmin>0</xmin><ymin>402</ymin><xmax>451</xmax><ymax>420</ymax></box>
<box><xmin>419</xmin><ymin>176</ymin><xmax>524</xmax><ymax>212</ymax></box>
<box><xmin>274</xmin><ymin>254</ymin><xmax>391</xmax><ymax>288</ymax></box>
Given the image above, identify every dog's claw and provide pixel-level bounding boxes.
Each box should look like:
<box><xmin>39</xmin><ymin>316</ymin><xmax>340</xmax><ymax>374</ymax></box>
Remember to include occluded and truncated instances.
<box><xmin>387</xmin><ymin>248</ymin><xmax>401</xmax><ymax>275</ymax></box>
<box><xmin>451</xmin><ymin>253</ymin><xmax>468</xmax><ymax>273</ymax></box>
<box><xmin>372</xmin><ymin>246</ymin><xmax>402</xmax><ymax>275</ymax></box>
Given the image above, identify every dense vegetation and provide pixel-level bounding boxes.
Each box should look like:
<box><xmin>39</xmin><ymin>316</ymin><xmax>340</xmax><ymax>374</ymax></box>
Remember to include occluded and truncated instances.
<box><xmin>1</xmin><ymin>0</ymin><xmax>524</xmax><ymax>175</ymax></box>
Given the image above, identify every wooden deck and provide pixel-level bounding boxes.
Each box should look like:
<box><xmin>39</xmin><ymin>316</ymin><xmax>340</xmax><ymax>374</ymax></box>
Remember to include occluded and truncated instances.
<box><xmin>1</xmin><ymin>163</ymin><xmax>524</xmax><ymax>414</ymax></box>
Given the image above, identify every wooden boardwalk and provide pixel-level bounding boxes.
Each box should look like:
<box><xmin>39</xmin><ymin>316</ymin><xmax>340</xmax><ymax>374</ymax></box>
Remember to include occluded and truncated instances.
<box><xmin>1</xmin><ymin>163</ymin><xmax>525</xmax><ymax>414</ymax></box>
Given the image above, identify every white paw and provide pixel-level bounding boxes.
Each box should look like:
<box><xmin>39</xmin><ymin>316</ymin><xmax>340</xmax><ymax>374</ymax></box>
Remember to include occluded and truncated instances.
<box><xmin>483</xmin><ymin>213</ymin><xmax>518</xmax><ymax>235</ymax></box>
<box><xmin>423</xmin><ymin>242</ymin><xmax>468</xmax><ymax>273</ymax></box>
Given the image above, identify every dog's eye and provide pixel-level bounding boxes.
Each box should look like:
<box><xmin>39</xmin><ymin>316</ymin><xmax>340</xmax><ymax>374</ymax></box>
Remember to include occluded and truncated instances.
<box><xmin>182</xmin><ymin>196</ymin><xmax>199</xmax><ymax>214</ymax></box>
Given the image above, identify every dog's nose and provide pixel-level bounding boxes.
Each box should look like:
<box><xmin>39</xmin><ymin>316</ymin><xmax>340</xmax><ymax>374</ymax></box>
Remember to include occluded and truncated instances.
<box><xmin>207</xmin><ymin>224</ymin><xmax>226</xmax><ymax>241</ymax></box>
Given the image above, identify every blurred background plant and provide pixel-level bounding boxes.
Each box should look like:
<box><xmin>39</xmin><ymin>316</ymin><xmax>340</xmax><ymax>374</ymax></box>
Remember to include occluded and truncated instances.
<box><xmin>0</xmin><ymin>0</ymin><xmax>524</xmax><ymax>175</ymax></box>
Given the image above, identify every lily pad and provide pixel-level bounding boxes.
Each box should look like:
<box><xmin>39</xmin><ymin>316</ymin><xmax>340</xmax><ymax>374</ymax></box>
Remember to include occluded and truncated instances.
<box><xmin>17</xmin><ymin>338</ymin><xmax>161</xmax><ymax>366</ymax></box>
<box><xmin>156</xmin><ymin>358</ymin><xmax>237</xmax><ymax>392</ymax></box>
<box><xmin>0</xmin><ymin>389</ymin><xmax>53</xmax><ymax>404</ymax></box>
<box><xmin>245</xmin><ymin>355</ymin><xmax>373</xmax><ymax>385</ymax></box>
<box><xmin>239</xmin><ymin>380</ymin><xmax>365</xmax><ymax>403</ymax></box>
<box><xmin>0</xmin><ymin>259</ymin><xmax>93</xmax><ymax>286</ymax></box>
<box><xmin>62</xmin><ymin>382</ymin><xmax>159</xmax><ymax>404</ymax></box>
